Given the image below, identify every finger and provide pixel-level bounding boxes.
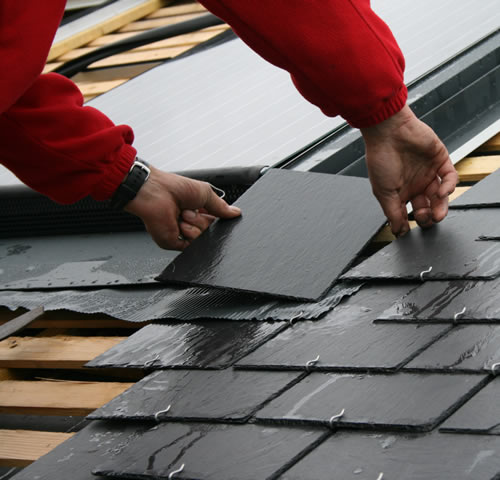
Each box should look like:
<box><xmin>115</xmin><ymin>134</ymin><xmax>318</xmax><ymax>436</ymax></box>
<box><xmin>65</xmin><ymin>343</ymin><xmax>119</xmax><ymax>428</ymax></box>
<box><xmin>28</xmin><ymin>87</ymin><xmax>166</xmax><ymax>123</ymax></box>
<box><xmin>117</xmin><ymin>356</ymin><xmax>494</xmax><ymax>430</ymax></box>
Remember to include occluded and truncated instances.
<box><xmin>201</xmin><ymin>184</ymin><xmax>241</xmax><ymax>219</ymax></box>
<box><xmin>179</xmin><ymin>221</ymin><xmax>202</xmax><ymax>242</ymax></box>
<box><xmin>410</xmin><ymin>193</ymin><xmax>432</xmax><ymax>229</ymax></box>
<box><xmin>377</xmin><ymin>192</ymin><xmax>409</xmax><ymax>237</ymax></box>
<box><xmin>425</xmin><ymin>176</ymin><xmax>449</xmax><ymax>223</ymax></box>
<box><xmin>437</xmin><ymin>164</ymin><xmax>459</xmax><ymax>198</ymax></box>
<box><xmin>182</xmin><ymin>209</ymin><xmax>216</xmax><ymax>231</ymax></box>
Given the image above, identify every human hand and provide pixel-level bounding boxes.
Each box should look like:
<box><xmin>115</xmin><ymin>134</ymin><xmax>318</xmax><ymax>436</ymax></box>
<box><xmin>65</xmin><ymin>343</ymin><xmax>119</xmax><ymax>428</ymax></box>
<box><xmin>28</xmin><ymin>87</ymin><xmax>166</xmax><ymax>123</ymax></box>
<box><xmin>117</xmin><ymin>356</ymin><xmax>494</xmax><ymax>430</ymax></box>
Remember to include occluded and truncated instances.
<box><xmin>361</xmin><ymin>105</ymin><xmax>458</xmax><ymax>237</ymax></box>
<box><xmin>124</xmin><ymin>165</ymin><xmax>241</xmax><ymax>250</ymax></box>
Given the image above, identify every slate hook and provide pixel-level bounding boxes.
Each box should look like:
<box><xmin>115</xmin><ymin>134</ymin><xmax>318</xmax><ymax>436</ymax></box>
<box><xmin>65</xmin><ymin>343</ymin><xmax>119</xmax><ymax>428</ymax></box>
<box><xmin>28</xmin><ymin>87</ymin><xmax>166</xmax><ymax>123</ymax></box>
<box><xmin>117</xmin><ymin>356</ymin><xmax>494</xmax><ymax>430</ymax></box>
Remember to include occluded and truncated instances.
<box><xmin>328</xmin><ymin>408</ymin><xmax>345</xmax><ymax>427</ymax></box>
<box><xmin>419</xmin><ymin>266</ymin><xmax>432</xmax><ymax>281</ymax></box>
<box><xmin>144</xmin><ymin>354</ymin><xmax>161</xmax><ymax>368</ymax></box>
<box><xmin>453</xmin><ymin>307</ymin><xmax>466</xmax><ymax>323</ymax></box>
<box><xmin>289</xmin><ymin>311</ymin><xmax>304</xmax><ymax>326</ymax></box>
<box><xmin>154</xmin><ymin>404</ymin><xmax>171</xmax><ymax>422</ymax></box>
<box><xmin>490</xmin><ymin>362</ymin><xmax>500</xmax><ymax>375</ymax></box>
<box><xmin>168</xmin><ymin>463</ymin><xmax>185</xmax><ymax>479</ymax></box>
<box><xmin>209</xmin><ymin>183</ymin><xmax>226</xmax><ymax>199</ymax></box>
<box><xmin>305</xmin><ymin>354</ymin><xmax>320</xmax><ymax>371</ymax></box>
<box><xmin>376</xmin><ymin>473</ymin><xmax>384</xmax><ymax>480</ymax></box>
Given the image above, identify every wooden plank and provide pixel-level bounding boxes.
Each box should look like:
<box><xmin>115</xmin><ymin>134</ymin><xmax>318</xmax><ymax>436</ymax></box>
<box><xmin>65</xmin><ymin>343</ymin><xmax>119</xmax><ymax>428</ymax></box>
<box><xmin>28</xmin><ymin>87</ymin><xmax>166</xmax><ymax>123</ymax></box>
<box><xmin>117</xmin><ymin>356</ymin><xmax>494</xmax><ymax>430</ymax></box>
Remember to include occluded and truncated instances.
<box><xmin>0</xmin><ymin>429</ymin><xmax>74</xmax><ymax>467</ymax></box>
<box><xmin>455</xmin><ymin>155</ymin><xmax>500</xmax><ymax>182</ymax></box>
<box><xmin>147</xmin><ymin>2</ymin><xmax>207</xmax><ymax>18</ymax></box>
<box><xmin>475</xmin><ymin>132</ymin><xmax>500</xmax><ymax>152</ymax></box>
<box><xmin>118</xmin><ymin>12</ymin><xmax>203</xmax><ymax>32</ymax></box>
<box><xmin>0</xmin><ymin>380</ymin><xmax>133</xmax><ymax>416</ymax></box>
<box><xmin>48</xmin><ymin>0</ymin><xmax>165</xmax><ymax>61</ymax></box>
<box><xmin>0</xmin><ymin>336</ymin><xmax>126</xmax><ymax>369</ymax></box>
<box><xmin>72</xmin><ymin>62</ymin><xmax>162</xmax><ymax>83</ymax></box>
<box><xmin>78</xmin><ymin>79</ymin><xmax>129</xmax><ymax>97</ymax></box>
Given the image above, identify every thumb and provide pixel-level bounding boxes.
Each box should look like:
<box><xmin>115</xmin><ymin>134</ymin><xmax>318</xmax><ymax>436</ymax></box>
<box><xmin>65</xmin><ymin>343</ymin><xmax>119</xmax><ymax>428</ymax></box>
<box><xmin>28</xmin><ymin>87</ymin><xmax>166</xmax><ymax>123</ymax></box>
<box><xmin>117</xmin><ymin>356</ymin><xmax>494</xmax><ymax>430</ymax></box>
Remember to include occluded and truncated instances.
<box><xmin>202</xmin><ymin>184</ymin><xmax>241</xmax><ymax>219</ymax></box>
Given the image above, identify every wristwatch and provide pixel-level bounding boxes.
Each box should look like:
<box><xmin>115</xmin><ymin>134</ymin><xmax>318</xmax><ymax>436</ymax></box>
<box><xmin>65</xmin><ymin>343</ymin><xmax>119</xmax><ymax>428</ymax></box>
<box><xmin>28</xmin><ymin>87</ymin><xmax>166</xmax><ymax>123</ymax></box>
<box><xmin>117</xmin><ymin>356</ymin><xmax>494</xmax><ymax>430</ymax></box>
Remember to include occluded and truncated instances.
<box><xmin>109</xmin><ymin>158</ymin><xmax>150</xmax><ymax>210</ymax></box>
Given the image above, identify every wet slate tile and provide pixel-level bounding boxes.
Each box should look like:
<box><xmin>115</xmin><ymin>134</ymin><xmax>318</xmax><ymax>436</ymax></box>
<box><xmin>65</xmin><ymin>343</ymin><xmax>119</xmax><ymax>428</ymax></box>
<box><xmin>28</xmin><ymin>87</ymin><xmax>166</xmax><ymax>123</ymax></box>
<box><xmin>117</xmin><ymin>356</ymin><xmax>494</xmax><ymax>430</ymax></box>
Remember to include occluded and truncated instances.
<box><xmin>342</xmin><ymin>210</ymin><xmax>500</xmax><ymax>280</ymax></box>
<box><xmin>378</xmin><ymin>279</ymin><xmax>500</xmax><ymax>322</ymax></box>
<box><xmin>450</xmin><ymin>167</ymin><xmax>500</xmax><ymax>208</ymax></box>
<box><xmin>405</xmin><ymin>325</ymin><xmax>500</xmax><ymax>372</ymax></box>
<box><xmin>89</xmin><ymin>369</ymin><xmax>302</xmax><ymax>422</ymax></box>
<box><xmin>237</xmin><ymin>283</ymin><xmax>448</xmax><ymax>371</ymax></box>
<box><xmin>9</xmin><ymin>420</ymin><xmax>151</xmax><ymax>480</ymax></box>
<box><xmin>256</xmin><ymin>372</ymin><xmax>487</xmax><ymax>431</ymax></box>
<box><xmin>281</xmin><ymin>431</ymin><xmax>500</xmax><ymax>479</ymax></box>
<box><xmin>86</xmin><ymin>321</ymin><xmax>285</xmax><ymax>369</ymax></box>
<box><xmin>93</xmin><ymin>422</ymin><xmax>329</xmax><ymax>480</ymax></box>
<box><xmin>440</xmin><ymin>378</ymin><xmax>500</xmax><ymax>434</ymax></box>
<box><xmin>158</xmin><ymin>169</ymin><xmax>386</xmax><ymax>301</ymax></box>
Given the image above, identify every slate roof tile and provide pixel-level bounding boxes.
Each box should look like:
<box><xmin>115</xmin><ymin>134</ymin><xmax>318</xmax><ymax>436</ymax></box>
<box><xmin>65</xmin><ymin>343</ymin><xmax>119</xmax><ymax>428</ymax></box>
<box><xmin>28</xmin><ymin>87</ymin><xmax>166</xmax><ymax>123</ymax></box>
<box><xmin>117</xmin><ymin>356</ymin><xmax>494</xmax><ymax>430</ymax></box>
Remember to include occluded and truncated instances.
<box><xmin>255</xmin><ymin>372</ymin><xmax>488</xmax><ymax>431</ymax></box>
<box><xmin>89</xmin><ymin>369</ymin><xmax>304</xmax><ymax>422</ymax></box>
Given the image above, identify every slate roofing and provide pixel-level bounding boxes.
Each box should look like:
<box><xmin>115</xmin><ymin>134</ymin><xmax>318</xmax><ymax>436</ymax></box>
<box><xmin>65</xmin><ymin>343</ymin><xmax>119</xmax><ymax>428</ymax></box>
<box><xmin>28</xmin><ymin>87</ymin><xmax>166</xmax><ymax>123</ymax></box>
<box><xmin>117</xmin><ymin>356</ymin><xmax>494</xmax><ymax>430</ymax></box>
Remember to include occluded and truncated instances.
<box><xmin>1</xmin><ymin>1</ymin><xmax>500</xmax><ymax>480</ymax></box>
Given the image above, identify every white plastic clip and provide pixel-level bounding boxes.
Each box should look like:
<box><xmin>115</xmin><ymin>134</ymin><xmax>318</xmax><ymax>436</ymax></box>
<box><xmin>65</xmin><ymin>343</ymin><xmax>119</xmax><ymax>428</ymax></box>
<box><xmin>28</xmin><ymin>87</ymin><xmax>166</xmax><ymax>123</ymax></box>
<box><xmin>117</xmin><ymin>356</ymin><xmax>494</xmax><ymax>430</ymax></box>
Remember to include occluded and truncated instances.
<box><xmin>154</xmin><ymin>404</ymin><xmax>171</xmax><ymax>422</ymax></box>
<box><xmin>168</xmin><ymin>463</ymin><xmax>185</xmax><ymax>479</ymax></box>
<box><xmin>491</xmin><ymin>362</ymin><xmax>500</xmax><ymax>375</ymax></box>
<box><xmin>419</xmin><ymin>266</ymin><xmax>432</xmax><ymax>282</ymax></box>
<box><xmin>144</xmin><ymin>353</ymin><xmax>160</xmax><ymax>368</ymax></box>
<box><xmin>209</xmin><ymin>184</ymin><xmax>226</xmax><ymax>199</ymax></box>
<box><xmin>329</xmin><ymin>408</ymin><xmax>345</xmax><ymax>427</ymax></box>
<box><xmin>305</xmin><ymin>355</ymin><xmax>320</xmax><ymax>371</ymax></box>
<box><xmin>289</xmin><ymin>311</ymin><xmax>304</xmax><ymax>326</ymax></box>
<box><xmin>453</xmin><ymin>307</ymin><xmax>466</xmax><ymax>323</ymax></box>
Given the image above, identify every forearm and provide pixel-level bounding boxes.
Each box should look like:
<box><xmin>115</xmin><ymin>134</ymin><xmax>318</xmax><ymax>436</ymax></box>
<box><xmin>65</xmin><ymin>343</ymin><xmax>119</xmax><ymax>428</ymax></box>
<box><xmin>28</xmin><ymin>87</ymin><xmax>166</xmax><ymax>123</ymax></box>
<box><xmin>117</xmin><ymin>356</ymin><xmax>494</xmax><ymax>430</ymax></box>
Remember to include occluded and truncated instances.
<box><xmin>0</xmin><ymin>73</ymin><xmax>136</xmax><ymax>203</ymax></box>
<box><xmin>199</xmin><ymin>0</ymin><xmax>407</xmax><ymax>127</ymax></box>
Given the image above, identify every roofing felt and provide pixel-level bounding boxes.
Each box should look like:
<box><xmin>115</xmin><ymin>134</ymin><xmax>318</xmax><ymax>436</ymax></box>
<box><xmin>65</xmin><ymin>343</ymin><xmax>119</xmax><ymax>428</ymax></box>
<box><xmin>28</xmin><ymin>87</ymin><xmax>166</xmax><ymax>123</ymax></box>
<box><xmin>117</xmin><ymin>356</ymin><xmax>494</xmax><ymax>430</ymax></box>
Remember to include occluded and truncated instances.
<box><xmin>158</xmin><ymin>169</ymin><xmax>385</xmax><ymax>300</ymax></box>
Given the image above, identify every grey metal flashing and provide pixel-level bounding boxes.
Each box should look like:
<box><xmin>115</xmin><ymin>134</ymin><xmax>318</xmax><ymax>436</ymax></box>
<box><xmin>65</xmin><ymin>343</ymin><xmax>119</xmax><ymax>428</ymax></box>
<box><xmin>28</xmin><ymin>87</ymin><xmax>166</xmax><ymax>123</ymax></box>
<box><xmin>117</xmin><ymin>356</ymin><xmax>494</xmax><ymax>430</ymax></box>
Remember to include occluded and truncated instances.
<box><xmin>287</xmin><ymin>29</ymin><xmax>500</xmax><ymax>176</ymax></box>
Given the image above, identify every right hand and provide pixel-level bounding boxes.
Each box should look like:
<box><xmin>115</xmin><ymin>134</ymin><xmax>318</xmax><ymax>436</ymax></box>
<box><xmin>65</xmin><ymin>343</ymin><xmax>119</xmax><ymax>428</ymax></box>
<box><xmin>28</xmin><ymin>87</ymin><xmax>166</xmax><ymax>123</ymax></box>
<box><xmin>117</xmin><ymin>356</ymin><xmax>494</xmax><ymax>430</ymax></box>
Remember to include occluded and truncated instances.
<box><xmin>124</xmin><ymin>166</ymin><xmax>241</xmax><ymax>250</ymax></box>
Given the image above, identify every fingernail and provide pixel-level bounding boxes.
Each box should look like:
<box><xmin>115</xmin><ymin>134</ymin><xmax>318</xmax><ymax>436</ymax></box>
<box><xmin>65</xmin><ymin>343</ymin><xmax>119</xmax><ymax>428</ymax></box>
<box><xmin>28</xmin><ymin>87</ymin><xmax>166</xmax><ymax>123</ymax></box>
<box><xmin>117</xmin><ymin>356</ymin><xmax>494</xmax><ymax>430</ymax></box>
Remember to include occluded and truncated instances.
<box><xmin>184</xmin><ymin>210</ymin><xmax>196</xmax><ymax>220</ymax></box>
<box><xmin>230</xmin><ymin>206</ymin><xmax>241</xmax><ymax>214</ymax></box>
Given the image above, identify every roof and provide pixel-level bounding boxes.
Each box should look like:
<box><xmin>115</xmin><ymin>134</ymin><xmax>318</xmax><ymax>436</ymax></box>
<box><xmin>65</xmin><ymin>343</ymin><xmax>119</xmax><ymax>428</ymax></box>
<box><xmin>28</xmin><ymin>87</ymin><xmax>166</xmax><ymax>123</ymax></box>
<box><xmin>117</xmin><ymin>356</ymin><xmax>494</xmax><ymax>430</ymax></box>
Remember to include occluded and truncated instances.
<box><xmin>1</xmin><ymin>1</ymin><xmax>500</xmax><ymax>479</ymax></box>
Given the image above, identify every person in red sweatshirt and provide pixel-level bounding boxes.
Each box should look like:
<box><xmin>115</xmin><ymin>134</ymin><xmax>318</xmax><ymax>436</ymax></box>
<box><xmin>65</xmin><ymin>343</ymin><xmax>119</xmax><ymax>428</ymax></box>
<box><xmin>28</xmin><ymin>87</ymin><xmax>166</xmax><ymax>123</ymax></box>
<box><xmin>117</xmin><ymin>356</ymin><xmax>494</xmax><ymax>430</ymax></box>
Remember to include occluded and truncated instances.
<box><xmin>0</xmin><ymin>1</ymin><xmax>458</xmax><ymax>250</ymax></box>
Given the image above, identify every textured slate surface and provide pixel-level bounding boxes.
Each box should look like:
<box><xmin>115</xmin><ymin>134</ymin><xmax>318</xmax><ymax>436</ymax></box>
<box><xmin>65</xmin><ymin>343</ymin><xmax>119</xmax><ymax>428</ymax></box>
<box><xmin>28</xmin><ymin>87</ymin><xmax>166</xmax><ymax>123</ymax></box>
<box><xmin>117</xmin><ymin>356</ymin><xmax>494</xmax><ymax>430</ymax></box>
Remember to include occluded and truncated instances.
<box><xmin>0</xmin><ymin>232</ymin><xmax>177</xmax><ymax>289</ymax></box>
<box><xmin>281</xmin><ymin>431</ymin><xmax>500</xmax><ymax>479</ymax></box>
<box><xmin>8</xmin><ymin>420</ymin><xmax>150</xmax><ymax>480</ymax></box>
<box><xmin>450</xmin><ymin>167</ymin><xmax>500</xmax><ymax>208</ymax></box>
<box><xmin>237</xmin><ymin>283</ymin><xmax>449</xmax><ymax>371</ymax></box>
<box><xmin>405</xmin><ymin>325</ymin><xmax>500</xmax><ymax>372</ymax></box>
<box><xmin>440</xmin><ymin>378</ymin><xmax>500</xmax><ymax>434</ymax></box>
<box><xmin>342</xmin><ymin>210</ymin><xmax>500</xmax><ymax>280</ymax></box>
<box><xmin>86</xmin><ymin>321</ymin><xmax>285</xmax><ymax>369</ymax></box>
<box><xmin>0</xmin><ymin>282</ymin><xmax>361</xmax><ymax>323</ymax></box>
<box><xmin>89</xmin><ymin>369</ymin><xmax>302</xmax><ymax>422</ymax></box>
<box><xmin>93</xmin><ymin>422</ymin><xmax>329</xmax><ymax>480</ymax></box>
<box><xmin>256</xmin><ymin>372</ymin><xmax>486</xmax><ymax>431</ymax></box>
<box><xmin>158</xmin><ymin>169</ymin><xmax>385</xmax><ymax>300</ymax></box>
<box><xmin>378</xmin><ymin>279</ymin><xmax>500</xmax><ymax>322</ymax></box>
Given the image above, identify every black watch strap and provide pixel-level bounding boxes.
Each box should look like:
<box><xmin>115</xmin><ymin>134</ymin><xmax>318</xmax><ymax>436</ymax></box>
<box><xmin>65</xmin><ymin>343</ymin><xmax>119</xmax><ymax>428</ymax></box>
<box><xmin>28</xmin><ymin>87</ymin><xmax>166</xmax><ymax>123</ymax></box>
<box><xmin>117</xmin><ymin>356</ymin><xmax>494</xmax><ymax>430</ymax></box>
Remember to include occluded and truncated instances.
<box><xmin>110</xmin><ymin>158</ymin><xmax>150</xmax><ymax>210</ymax></box>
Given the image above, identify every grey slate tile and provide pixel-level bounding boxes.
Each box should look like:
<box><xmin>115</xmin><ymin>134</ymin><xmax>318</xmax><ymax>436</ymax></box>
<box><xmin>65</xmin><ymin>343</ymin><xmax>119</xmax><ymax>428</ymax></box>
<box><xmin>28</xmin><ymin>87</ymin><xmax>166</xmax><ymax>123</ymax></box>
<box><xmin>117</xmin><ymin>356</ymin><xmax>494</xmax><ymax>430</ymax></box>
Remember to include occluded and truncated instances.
<box><xmin>377</xmin><ymin>279</ymin><xmax>500</xmax><ymax>323</ymax></box>
<box><xmin>0</xmin><ymin>232</ymin><xmax>178</xmax><ymax>289</ymax></box>
<box><xmin>8</xmin><ymin>420</ymin><xmax>151</xmax><ymax>480</ymax></box>
<box><xmin>88</xmin><ymin>369</ymin><xmax>303</xmax><ymax>422</ymax></box>
<box><xmin>256</xmin><ymin>372</ymin><xmax>487</xmax><ymax>431</ymax></box>
<box><xmin>237</xmin><ymin>284</ymin><xmax>449</xmax><ymax>371</ymax></box>
<box><xmin>450</xmin><ymin>167</ymin><xmax>500</xmax><ymax>208</ymax></box>
<box><xmin>342</xmin><ymin>210</ymin><xmax>500</xmax><ymax>281</ymax></box>
<box><xmin>158</xmin><ymin>169</ymin><xmax>386</xmax><ymax>301</ymax></box>
<box><xmin>93</xmin><ymin>422</ymin><xmax>329</xmax><ymax>480</ymax></box>
<box><xmin>281</xmin><ymin>431</ymin><xmax>500</xmax><ymax>479</ymax></box>
<box><xmin>440</xmin><ymin>378</ymin><xmax>500</xmax><ymax>434</ymax></box>
<box><xmin>86</xmin><ymin>321</ymin><xmax>285</xmax><ymax>369</ymax></box>
<box><xmin>405</xmin><ymin>326</ymin><xmax>500</xmax><ymax>372</ymax></box>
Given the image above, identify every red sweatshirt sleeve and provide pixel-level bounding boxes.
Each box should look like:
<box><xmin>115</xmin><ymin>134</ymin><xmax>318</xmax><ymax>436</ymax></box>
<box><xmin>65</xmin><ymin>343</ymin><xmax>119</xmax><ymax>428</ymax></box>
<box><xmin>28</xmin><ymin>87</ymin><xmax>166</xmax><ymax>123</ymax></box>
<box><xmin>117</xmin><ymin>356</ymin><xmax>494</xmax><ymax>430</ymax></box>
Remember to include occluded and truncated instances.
<box><xmin>199</xmin><ymin>0</ymin><xmax>407</xmax><ymax>128</ymax></box>
<box><xmin>0</xmin><ymin>1</ymin><xmax>136</xmax><ymax>203</ymax></box>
